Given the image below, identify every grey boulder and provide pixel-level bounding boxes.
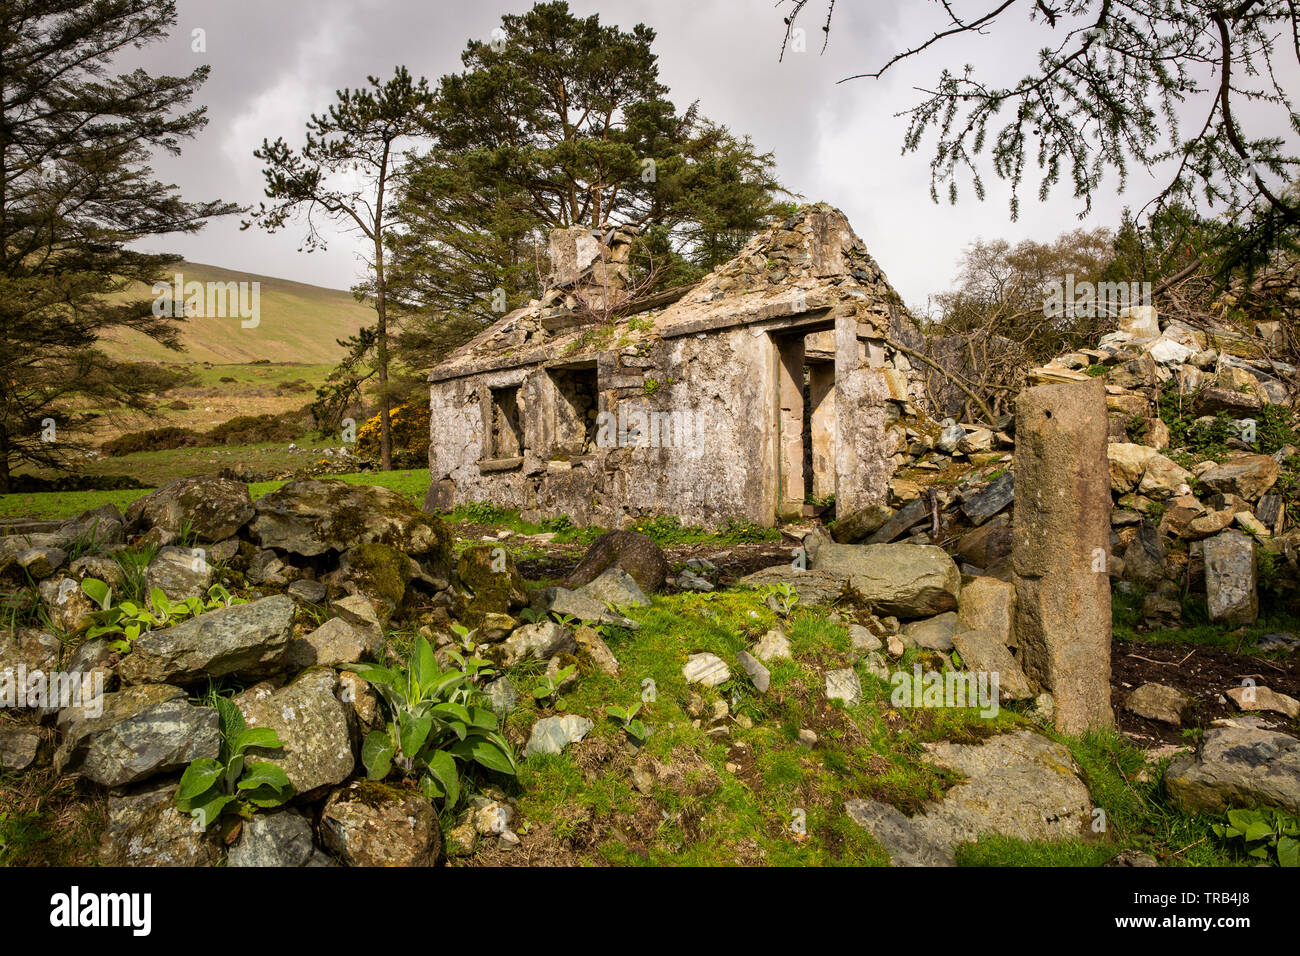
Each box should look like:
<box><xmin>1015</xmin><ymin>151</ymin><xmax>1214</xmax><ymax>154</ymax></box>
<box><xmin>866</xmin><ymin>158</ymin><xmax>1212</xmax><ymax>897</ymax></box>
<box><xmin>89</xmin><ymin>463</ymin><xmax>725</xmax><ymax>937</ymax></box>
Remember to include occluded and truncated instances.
<box><xmin>117</xmin><ymin>594</ymin><xmax>294</xmax><ymax>685</ymax></box>
<box><xmin>55</xmin><ymin>684</ymin><xmax>219</xmax><ymax>788</ymax></box>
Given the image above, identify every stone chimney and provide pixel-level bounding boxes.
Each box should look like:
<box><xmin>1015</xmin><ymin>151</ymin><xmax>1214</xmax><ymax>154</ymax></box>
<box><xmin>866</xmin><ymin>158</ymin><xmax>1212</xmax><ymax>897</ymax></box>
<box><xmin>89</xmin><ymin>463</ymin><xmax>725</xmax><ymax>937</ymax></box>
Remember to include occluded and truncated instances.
<box><xmin>546</xmin><ymin>223</ymin><xmax>638</xmax><ymax>310</ymax></box>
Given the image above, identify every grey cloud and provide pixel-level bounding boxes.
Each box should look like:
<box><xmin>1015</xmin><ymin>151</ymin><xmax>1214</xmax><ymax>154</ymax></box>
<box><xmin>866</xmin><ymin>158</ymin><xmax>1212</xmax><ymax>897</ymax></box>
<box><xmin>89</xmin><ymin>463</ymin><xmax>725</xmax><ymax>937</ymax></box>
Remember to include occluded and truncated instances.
<box><xmin>127</xmin><ymin>1</ymin><xmax>1223</xmax><ymax>308</ymax></box>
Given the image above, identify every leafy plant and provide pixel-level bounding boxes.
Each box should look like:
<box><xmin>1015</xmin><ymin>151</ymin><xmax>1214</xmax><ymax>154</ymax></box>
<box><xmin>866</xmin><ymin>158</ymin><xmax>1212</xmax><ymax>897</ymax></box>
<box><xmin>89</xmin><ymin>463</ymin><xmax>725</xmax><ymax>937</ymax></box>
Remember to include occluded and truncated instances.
<box><xmin>531</xmin><ymin>664</ymin><xmax>575</xmax><ymax>703</ymax></box>
<box><xmin>764</xmin><ymin>582</ymin><xmax>799</xmax><ymax>617</ymax></box>
<box><xmin>174</xmin><ymin>696</ymin><xmax>293</xmax><ymax>834</ymax></box>
<box><xmin>721</xmin><ymin>517</ymin><xmax>780</xmax><ymax>542</ymax></box>
<box><xmin>352</xmin><ymin>635</ymin><xmax>517</xmax><ymax>808</ymax></box>
<box><xmin>605</xmin><ymin>702</ymin><xmax>649</xmax><ymax>745</ymax></box>
<box><xmin>443</xmin><ymin>623</ymin><xmax>495</xmax><ymax>685</ymax></box>
<box><xmin>538</xmin><ymin>513</ymin><xmax>574</xmax><ymax>534</ymax></box>
<box><xmin>1212</xmin><ymin>808</ymin><xmax>1299</xmax><ymax>867</ymax></box>
<box><xmin>81</xmin><ymin>578</ymin><xmax>243</xmax><ymax>654</ymax></box>
<box><xmin>450</xmin><ymin>501</ymin><xmax>516</xmax><ymax>524</ymax></box>
<box><xmin>109</xmin><ymin>545</ymin><xmax>157</xmax><ymax>606</ymax></box>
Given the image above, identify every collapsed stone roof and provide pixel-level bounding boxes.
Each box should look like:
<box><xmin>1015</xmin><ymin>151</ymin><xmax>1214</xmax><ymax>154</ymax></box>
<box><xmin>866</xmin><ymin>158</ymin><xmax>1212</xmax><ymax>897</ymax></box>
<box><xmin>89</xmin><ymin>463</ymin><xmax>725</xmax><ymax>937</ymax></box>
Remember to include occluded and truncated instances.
<box><xmin>427</xmin><ymin>202</ymin><xmax>909</xmax><ymax>383</ymax></box>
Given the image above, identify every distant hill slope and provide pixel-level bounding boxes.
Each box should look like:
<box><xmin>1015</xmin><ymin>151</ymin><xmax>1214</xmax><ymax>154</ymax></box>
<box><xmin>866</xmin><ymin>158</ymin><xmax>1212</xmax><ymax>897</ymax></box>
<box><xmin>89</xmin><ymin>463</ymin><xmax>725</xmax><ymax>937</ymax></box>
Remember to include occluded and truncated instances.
<box><xmin>99</xmin><ymin>261</ymin><xmax>373</xmax><ymax>365</ymax></box>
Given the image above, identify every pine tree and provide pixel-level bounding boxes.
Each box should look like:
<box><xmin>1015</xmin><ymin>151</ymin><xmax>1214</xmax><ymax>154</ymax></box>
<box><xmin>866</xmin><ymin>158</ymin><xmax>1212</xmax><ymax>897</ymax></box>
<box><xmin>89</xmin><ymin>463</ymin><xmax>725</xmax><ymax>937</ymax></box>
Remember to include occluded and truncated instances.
<box><xmin>387</xmin><ymin>2</ymin><xmax>785</xmax><ymax>347</ymax></box>
<box><xmin>246</xmin><ymin>66</ymin><xmax>436</xmax><ymax>472</ymax></box>
<box><xmin>0</xmin><ymin>0</ymin><xmax>239</xmax><ymax>493</ymax></box>
<box><xmin>781</xmin><ymin>1</ymin><xmax>1300</xmax><ymax>269</ymax></box>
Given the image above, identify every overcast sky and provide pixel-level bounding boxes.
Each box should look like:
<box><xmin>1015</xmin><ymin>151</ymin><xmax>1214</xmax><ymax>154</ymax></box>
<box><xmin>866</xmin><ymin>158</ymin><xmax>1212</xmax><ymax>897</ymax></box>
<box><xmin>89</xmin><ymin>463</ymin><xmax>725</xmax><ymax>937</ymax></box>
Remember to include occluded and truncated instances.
<box><xmin>128</xmin><ymin>0</ymin><xmax>1285</xmax><ymax>311</ymax></box>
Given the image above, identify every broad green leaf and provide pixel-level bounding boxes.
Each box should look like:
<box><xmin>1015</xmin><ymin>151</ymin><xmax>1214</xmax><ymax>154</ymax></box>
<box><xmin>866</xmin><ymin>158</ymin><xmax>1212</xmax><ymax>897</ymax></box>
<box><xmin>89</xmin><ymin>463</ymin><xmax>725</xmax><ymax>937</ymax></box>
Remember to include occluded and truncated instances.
<box><xmin>431</xmin><ymin>702</ymin><xmax>471</xmax><ymax>724</ymax></box>
<box><xmin>176</xmin><ymin>758</ymin><xmax>223</xmax><ymax>804</ymax></box>
<box><xmin>413</xmin><ymin>636</ymin><xmax>439</xmax><ymax>693</ymax></box>
<box><xmin>419</xmin><ymin>775</ymin><xmax>444</xmax><ymax>801</ymax></box>
<box><xmin>243</xmin><ymin>783</ymin><xmax>293</xmax><ymax>809</ymax></box>
<box><xmin>400</xmin><ymin>715</ymin><xmax>433</xmax><ymax>758</ymax></box>
<box><xmin>80</xmin><ymin>578</ymin><xmax>110</xmax><ymax>608</ymax></box>
<box><xmin>1227</xmin><ymin>809</ymin><xmax>1260</xmax><ymax>831</ymax></box>
<box><xmin>231</xmin><ymin>726</ymin><xmax>283</xmax><ymax>755</ymax></box>
<box><xmin>370</xmin><ymin>681</ymin><xmax>408</xmax><ymax>715</ymax></box>
<box><xmin>361</xmin><ymin>731</ymin><xmax>395</xmax><ymax>780</ymax></box>
<box><xmin>351</xmin><ymin>663</ymin><xmax>401</xmax><ymax>688</ymax></box>
<box><xmin>1278</xmin><ymin>836</ymin><xmax>1299</xmax><ymax>868</ymax></box>
<box><xmin>225</xmin><ymin>753</ymin><xmax>245</xmax><ymax>793</ymax></box>
<box><xmin>1243</xmin><ymin>821</ymin><xmax>1275</xmax><ymax>843</ymax></box>
<box><xmin>213</xmin><ymin>695</ymin><xmax>247</xmax><ymax>740</ymax></box>
<box><xmin>185</xmin><ymin>792</ymin><xmax>235</xmax><ymax>830</ymax></box>
<box><xmin>238</xmin><ymin>761</ymin><xmax>292</xmax><ymax>794</ymax></box>
<box><xmin>423</xmin><ymin>750</ymin><xmax>460</xmax><ymax>807</ymax></box>
<box><xmin>450</xmin><ymin>736</ymin><xmax>516</xmax><ymax>776</ymax></box>
<box><xmin>424</xmin><ymin>671</ymin><xmax>469</xmax><ymax>700</ymax></box>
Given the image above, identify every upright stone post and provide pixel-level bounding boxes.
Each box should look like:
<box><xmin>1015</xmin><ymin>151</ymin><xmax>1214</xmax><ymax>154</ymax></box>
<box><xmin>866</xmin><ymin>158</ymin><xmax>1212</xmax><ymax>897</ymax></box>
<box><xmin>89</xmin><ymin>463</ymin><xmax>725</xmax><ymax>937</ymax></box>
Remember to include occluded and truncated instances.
<box><xmin>1012</xmin><ymin>378</ymin><xmax>1114</xmax><ymax>734</ymax></box>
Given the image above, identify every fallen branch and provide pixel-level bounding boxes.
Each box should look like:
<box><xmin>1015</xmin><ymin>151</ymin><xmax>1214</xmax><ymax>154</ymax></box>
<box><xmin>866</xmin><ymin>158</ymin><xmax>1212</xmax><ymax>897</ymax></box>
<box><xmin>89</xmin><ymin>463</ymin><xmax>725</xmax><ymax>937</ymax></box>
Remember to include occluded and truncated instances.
<box><xmin>1125</xmin><ymin>648</ymin><xmax>1196</xmax><ymax>666</ymax></box>
<box><xmin>884</xmin><ymin>336</ymin><xmax>997</xmax><ymax>424</ymax></box>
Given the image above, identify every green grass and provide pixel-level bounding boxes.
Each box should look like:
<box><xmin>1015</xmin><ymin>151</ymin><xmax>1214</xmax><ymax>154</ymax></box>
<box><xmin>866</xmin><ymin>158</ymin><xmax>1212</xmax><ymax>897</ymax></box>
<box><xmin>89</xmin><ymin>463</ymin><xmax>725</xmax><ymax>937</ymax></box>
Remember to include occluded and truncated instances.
<box><xmin>627</xmin><ymin>514</ymin><xmax>781</xmax><ymax>546</ymax></box>
<box><xmin>0</xmin><ymin>488</ymin><xmax>151</xmax><ymax>521</ymax></box>
<box><xmin>1</xmin><ymin>468</ymin><xmax>431</xmax><ymax>521</ymax></box>
<box><xmin>17</xmin><ymin>439</ymin><xmax>331</xmax><ymax>489</ymax></box>
<box><xmin>185</xmin><ymin>362</ymin><xmax>336</xmax><ymax>390</ymax></box>
<box><xmin>0</xmin><ymin>806</ymin><xmax>51</xmax><ymax>865</ymax></box>
<box><xmin>0</xmin><ymin>760</ymin><xmax>107</xmax><ymax>866</ymax></box>
<box><xmin>442</xmin><ymin>503</ymin><xmax>782</xmax><ymax>551</ymax></box>
<box><xmin>474</xmin><ymin>589</ymin><xmax>1094</xmax><ymax>866</ymax></box>
<box><xmin>444</xmin><ymin>503</ymin><xmax>602</xmax><ymax>546</ymax></box>
<box><xmin>444</xmin><ymin>583</ymin><xmax>1255</xmax><ymax>867</ymax></box>
<box><xmin>1112</xmin><ymin>585</ymin><xmax>1300</xmax><ymax>655</ymax></box>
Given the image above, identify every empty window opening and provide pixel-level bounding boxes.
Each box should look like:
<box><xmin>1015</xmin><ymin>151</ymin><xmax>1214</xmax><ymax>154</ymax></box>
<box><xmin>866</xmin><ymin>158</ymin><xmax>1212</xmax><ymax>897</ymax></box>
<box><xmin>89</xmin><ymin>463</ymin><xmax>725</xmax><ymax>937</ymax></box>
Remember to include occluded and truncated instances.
<box><xmin>550</xmin><ymin>365</ymin><xmax>599</xmax><ymax>456</ymax></box>
<box><xmin>489</xmin><ymin>385</ymin><xmax>524</xmax><ymax>459</ymax></box>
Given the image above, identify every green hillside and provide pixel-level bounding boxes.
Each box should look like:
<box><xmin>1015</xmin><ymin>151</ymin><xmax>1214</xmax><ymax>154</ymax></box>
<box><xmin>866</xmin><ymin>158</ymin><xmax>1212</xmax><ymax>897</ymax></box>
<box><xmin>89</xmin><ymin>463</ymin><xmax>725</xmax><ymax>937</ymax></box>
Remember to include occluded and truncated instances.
<box><xmin>99</xmin><ymin>261</ymin><xmax>373</xmax><ymax>364</ymax></box>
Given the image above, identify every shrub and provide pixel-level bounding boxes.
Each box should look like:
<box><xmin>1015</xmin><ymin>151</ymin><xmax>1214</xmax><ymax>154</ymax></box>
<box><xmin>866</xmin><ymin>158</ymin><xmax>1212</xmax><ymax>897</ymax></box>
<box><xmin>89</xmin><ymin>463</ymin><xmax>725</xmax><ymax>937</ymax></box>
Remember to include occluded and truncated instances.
<box><xmin>101</xmin><ymin>426</ymin><xmax>204</xmax><ymax>456</ymax></box>
<box><xmin>356</xmin><ymin>403</ymin><xmax>431</xmax><ymax>459</ymax></box>
<box><xmin>203</xmin><ymin>413</ymin><xmax>304</xmax><ymax>445</ymax></box>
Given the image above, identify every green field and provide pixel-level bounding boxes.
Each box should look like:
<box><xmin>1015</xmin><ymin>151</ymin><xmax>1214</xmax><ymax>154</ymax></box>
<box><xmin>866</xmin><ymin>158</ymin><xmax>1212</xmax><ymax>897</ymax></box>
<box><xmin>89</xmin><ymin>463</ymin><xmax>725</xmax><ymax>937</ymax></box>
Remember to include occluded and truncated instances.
<box><xmin>0</xmin><ymin>469</ymin><xmax>430</xmax><ymax>521</ymax></box>
<box><xmin>99</xmin><ymin>261</ymin><xmax>373</xmax><ymax>366</ymax></box>
<box><xmin>184</xmin><ymin>362</ymin><xmax>337</xmax><ymax>390</ymax></box>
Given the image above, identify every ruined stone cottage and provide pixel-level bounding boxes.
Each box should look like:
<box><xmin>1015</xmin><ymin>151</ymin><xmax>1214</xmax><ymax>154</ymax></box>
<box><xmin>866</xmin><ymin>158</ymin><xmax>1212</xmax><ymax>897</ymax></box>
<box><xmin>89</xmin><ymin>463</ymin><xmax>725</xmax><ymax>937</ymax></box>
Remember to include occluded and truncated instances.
<box><xmin>425</xmin><ymin>203</ymin><xmax>927</xmax><ymax>528</ymax></box>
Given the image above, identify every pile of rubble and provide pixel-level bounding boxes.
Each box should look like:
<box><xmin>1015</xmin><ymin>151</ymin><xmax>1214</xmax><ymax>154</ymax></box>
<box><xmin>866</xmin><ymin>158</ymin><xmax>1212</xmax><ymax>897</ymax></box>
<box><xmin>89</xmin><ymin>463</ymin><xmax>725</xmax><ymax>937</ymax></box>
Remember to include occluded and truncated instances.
<box><xmin>0</xmin><ymin>476</ymin><xmax>702</xmax><ymax>865</ymax></box>
<box><xmin>830</xmin><ymin>305</ymin><xmax>1298</xmax><ymax>632</ymax></box>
